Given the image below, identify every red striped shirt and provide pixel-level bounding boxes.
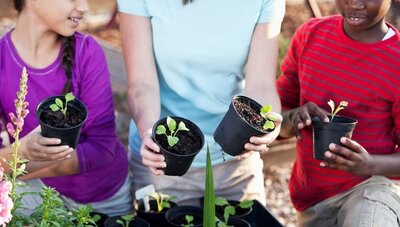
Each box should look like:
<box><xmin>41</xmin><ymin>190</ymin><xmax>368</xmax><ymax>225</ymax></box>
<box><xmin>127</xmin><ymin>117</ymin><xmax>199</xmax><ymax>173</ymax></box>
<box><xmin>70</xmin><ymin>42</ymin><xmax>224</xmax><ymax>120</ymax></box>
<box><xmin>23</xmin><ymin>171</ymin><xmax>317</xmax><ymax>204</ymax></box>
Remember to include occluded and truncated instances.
<box><xmin>277</xmin><ymin>15</ymin><xmax>400</xmax><ymax>211</ymax></box>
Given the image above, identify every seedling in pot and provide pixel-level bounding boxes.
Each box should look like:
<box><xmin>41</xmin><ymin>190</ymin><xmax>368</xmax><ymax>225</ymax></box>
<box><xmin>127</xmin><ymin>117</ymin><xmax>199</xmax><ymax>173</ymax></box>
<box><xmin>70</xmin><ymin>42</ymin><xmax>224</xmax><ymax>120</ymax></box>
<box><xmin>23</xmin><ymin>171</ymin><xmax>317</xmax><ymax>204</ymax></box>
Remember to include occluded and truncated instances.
<box><xmin>135</xmin><ymin>184</ymin><xmax>155</xmax><ymax>212</ymax></box>
<box><xmin>215</xmin><ymin>197</ymin><xmax>253</xmax><ymax>227</ymax></box>
<box><xmin>149</xmin><ymin>192</ymin><xmax>176</xmax><ymax>213</ymax></box>
<box><xmin>260</xmin><ymin>105</ymin><xmax>276</xmax><ymax>130</ymax></box>
<box><xmin>116</xmin><ymin>214</ymin><xmax>134</xmax><ymax>227</ymax></box>
<box><xmin>327</xmin><ymin>99</ymin><xmax>348</xmax><ymax>122</ymax></box>
<box><xmin>182</xmin><ymin>215</ymin><xmax>194</xmax><ymax>227</ymax></box>
<box><xmin>49</xmin><ymin>92</ymin><xmax>75</xmax><ymax>116</ymax></box>
<box><xmin>156</xmin><ymin>116</ymin><xmax>189</xmax><ymax>147</ymax></box>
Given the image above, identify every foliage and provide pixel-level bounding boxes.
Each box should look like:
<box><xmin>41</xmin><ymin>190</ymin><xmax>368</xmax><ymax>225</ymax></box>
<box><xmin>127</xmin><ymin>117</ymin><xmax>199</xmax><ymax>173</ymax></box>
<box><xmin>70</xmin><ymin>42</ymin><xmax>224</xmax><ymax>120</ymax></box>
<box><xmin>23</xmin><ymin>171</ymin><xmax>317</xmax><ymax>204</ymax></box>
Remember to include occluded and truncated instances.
<box><xmin>181</xmin><ymin>215</ymin><xmax>194</xmax><ymax>227</ymax></box>
<box><xmin>116</xmin><ymin>214</ymin><xmax>134</xmax><ymax>227</ymax></box>
<box><xmin>69</xmin><ymin>205</ymin><xmax>100</xmax><ymax>227</ymax></box>
<box><xmin>156</xmin><ymin>116</ymin><xmax>189</xmax><ymax>147</ymax></box>
<box><xmin>215</xmin><ymin>197</ymin><xmax>253</xmax><ymax>226</ymax></box>
<box><xmin>203</xmin><ymin>144</ymin><xmax>216</xmax><ymax>227</ymax></box>
<box><xmin>148</xmin><ymin>192</ymin><xmax>176</xmax><ymax>213</ymax></box>
<box><xmin>49</xmin><ymin>92</ymin><xmax>75</xmax><ymax>116</ymax></box>
<box><xmin>327</xmin><ymin>99</ymin><xmax>348</xmax><ymax>122</ymax></box>
<box><xmin>260</xmin><ymin>105</ymin><xmax>276</xmax><ymax>130</ymax></box>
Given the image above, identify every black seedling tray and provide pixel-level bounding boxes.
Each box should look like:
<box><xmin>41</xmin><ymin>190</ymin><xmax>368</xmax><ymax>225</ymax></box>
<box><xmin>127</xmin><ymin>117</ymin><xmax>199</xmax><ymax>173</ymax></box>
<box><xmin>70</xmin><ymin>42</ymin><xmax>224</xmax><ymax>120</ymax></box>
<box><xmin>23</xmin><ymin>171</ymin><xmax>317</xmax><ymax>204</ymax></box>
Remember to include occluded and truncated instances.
<box><xmin>244</xmin><ymin>200</ymin><xmax>283</xmax><ymax>227</ymax></box>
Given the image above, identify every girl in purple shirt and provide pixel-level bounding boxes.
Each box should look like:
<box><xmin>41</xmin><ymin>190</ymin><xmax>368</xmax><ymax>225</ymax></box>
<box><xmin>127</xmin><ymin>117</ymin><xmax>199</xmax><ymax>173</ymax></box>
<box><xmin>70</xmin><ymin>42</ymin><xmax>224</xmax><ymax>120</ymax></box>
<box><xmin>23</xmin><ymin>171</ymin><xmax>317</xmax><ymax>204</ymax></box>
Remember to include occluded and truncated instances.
<box><xmin>0</xmin><ymin>0</ymin><xmax>131</xmax><ymax>216</ymax></box>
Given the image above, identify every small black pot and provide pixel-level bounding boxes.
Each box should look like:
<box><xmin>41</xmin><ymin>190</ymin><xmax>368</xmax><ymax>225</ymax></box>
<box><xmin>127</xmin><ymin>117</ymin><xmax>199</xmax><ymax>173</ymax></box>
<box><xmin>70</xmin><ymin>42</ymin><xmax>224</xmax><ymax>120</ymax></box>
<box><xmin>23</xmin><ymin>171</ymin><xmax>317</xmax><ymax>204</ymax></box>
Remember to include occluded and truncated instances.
<box><xmin>215</xmin><ymin>200</ymin><xmax>252</xmax><ymax>221</ymax></box>
<box><xmin>90</xmin><ymin>212</ymin><xmax>109</xmax><ymax>227</ymax></box>
<box><xmin>104</xmin><ymin>216</ymin><xmax>150</xmax><ymax>227</ymax></box>
<box><xmin>312</xmin><ymin>115</ymin><xmax>358</xmax><ymax>160</ymax></box>
<box><xmin>36</xmin><ymin>95</ymin><xmax>87</xmax><ymax>148</ymax></box>
<box><xmin>224</xmin><ymin>217</ymin><xmax>251</xmax><ymax>227</ymax></box>
<box><xmin>136</xmin><ymin>199</ymin><xmax>177</xmax><ymax>227</ymax></box>
<box><xmin>152</xmin><ymin>116</ymin><xmax>204</xmax><ymax>176</ymax></box>
<box><xmin>214</xmin><ymin>95</ymin><xmax>267</xmax><ymax>156</ymax></box>
<box><xmin>165</xmin><ymin>206</ymin><xmax>203</xmax><ymax>227</ymax></box>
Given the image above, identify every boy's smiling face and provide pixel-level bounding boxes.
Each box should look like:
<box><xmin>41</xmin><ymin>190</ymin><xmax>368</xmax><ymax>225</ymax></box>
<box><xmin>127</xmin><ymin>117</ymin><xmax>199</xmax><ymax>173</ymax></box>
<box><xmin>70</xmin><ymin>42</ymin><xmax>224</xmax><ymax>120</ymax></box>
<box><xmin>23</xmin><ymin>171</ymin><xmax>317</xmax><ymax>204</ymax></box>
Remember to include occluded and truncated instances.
<box><xmin>336</xmin><ymin>0</ymin><xmax>392</xmax><ymax>42</ymax></box>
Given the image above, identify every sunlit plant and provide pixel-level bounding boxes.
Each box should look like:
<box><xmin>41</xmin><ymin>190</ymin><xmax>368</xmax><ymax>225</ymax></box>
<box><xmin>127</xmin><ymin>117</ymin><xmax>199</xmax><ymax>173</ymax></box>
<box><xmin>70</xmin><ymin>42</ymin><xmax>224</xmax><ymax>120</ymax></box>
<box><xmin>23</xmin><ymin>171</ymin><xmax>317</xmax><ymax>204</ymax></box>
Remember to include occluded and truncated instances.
<box><xmin>156</xmin><ymin>116</ymin><xmax>189</xmax><ymax>147</ymax></box>
<box><xmin>260</xmin><ymin>105</ymin><xmax>276</xmax><ymax>130</ymax></box>
<box><xmin>149</xmin><ymin>192</ymin><xmax>176</xmax><ymax>213</ymax></box>
<box><xmin>215</xmin><ymin>197</ymin><xmax>253</xmax><ymax>226</ymax></box>
<box><xmin>182</xmin><ymin>215</ymin><xmax>194</xmax><ymax>227</ymax></box>
<box><xmin>328</xmin><ymin>99</ymin><xmax>348</xmax><ymax>122</ymax></box>
<box><xmin>50</xmin><ymin>92</ymin><xmax>75</xmax><ymax>116</ymax></box>
<box><xmin>116</xmin><ymin>214</ymin><xmax>134</xmax><ymax>227</ymax></box>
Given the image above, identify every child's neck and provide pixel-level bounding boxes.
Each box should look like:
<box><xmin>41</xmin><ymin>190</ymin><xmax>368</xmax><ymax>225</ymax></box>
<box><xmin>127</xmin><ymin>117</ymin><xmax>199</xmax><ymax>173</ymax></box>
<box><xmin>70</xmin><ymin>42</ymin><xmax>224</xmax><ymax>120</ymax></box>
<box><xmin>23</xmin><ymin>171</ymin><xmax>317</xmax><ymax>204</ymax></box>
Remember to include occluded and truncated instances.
<box><xmin>12</xmin><ymin>17</ymin><xmax>61</xmax><ymax>69</ymax></box>
<box><xmin>344</xmin><ymin>20</ymin><xmax>390</xmax><ymax>43</ymax></box>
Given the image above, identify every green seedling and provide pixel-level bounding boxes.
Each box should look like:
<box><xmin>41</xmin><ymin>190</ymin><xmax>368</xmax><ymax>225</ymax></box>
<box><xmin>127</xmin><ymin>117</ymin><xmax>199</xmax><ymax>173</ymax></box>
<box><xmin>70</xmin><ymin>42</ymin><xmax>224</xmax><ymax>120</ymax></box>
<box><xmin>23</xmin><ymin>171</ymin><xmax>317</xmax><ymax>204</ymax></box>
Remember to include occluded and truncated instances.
<box><xmin>328</xmin><ymin>100</ymin><xmax>348</xmax><ymax>122</ymax></box>
<box><xmin>260</xmin><ymin>105</ymin><xmax>276</xmax><ymax>130</ymax></box>
<box><xmin>181</xmin><ymin>215</ymin><xmax>194</xmax><ymax>227</ymax></box>
<box><xmin>116</xmin><ymin>214</ymin><xmax>134</xmax><ymax>227</ymax></box>
<box><xmin>156</xmin><ymin>116</ymin><xmax>190</xmax><ymax>147</ymax></box>
<box><xmin>149</xmin><ymin>192</ymin><xmax>176</xmax><ymax>213</ymax></box>
<box><xmin>215</xmin><ymin>197</ymin><xmax>253</xmax><ymax>227</ymax></box>
<box><xmin>50</xmin><ymin>92</ymin><xmax>75</xmax><ymax>115</ymax></box>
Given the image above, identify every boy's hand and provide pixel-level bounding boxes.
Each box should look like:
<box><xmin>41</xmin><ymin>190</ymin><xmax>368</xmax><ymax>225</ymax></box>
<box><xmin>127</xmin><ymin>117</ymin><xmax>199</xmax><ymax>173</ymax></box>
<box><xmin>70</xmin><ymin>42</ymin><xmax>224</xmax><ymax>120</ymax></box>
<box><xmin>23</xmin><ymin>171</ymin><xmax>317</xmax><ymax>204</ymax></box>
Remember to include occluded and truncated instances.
<box><xmin>291</xmin><ymin>102</ymin><xmax>329</xmax><ymax>139</ymax></box>
<box><xmin>320</xmin><ymin>137</ymin><xmax>376</xmax><ymax>176</ymax></box>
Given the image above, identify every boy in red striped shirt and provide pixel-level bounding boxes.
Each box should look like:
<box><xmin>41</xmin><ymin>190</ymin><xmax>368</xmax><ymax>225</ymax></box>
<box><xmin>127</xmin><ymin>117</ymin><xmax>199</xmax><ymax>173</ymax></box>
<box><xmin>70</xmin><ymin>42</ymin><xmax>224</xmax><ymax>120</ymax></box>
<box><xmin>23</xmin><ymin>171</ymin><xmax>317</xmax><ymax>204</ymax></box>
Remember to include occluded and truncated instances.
<box><xmin>277</xmin><ymin>0</ymin><xmax>400</xmax><ymax>226</ymax></box>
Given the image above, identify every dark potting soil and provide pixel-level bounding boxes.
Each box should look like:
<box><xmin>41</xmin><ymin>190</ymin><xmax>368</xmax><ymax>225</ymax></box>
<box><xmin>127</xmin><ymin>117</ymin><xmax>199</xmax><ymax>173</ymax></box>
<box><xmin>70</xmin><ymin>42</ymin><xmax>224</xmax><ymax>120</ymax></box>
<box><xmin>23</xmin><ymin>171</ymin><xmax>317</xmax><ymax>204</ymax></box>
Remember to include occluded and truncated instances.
<box><xmin>169</xmin><ymin>214</ymin><xmax>202</xmax><ymax>226</ymax></box>
<box><xmin>233</xmin><ymin>98</ymin><xmax>271</xmax><ymax>132</ymax></box>
<box><xmin>155</xmin><ymin>122</ymin><xmax>202</xmax><ymax>155</ymax></box>
<box><xmin>40</xmin><ymin>105</ymin><xmax>85</xmax><ymax>128</ymax></box>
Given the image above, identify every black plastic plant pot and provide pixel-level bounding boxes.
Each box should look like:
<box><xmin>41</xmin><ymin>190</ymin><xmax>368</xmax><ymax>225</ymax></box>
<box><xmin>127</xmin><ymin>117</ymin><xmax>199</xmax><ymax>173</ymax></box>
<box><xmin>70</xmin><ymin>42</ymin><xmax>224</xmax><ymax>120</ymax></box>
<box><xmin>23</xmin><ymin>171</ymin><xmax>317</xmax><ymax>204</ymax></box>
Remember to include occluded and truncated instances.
<box><xmin>215</xmin><ymin>200</ymin><xmax>252</xmax><ymax>221</ymax></box>
<box><xmin>90</xmin><ymin>212</ymin><xmax>109</xmax><ymax>227</ymax></box>
<box><xmin>152</xmin><ymin>116</ymin><xmax>204</xmax><ymax>176</ymax></box>
<box><xmin>226</xmin><ymin>217</ymin><xmax>251</xmax><ymax>227</ymax></box>
<box><xmin>136</xmin><ymin>199</ymin><xmax>177</xmax><ymax>227</ymax></box>
<box><xmin>214</xmin><ymin>95</ymin><xmax>267</xmax><ymax>156</ymax></box>
<box><xmin>312</xmin><ymin>115</ymin><xmax>358</xmax><ymax>161</ymax></box>
<box><xmin>36</xmin><ymin>95</ymin><xmax>88</xmax><ymax>148</ymax></box>
<box><xmin>165</xmin><ymin>206</ymin><xmax>203</xmax><ymax>227</ymax></box>
<box><xmin>104</xmin><ymin>216</ymin><xmax>150</xmax><ymax>227</ymax></box>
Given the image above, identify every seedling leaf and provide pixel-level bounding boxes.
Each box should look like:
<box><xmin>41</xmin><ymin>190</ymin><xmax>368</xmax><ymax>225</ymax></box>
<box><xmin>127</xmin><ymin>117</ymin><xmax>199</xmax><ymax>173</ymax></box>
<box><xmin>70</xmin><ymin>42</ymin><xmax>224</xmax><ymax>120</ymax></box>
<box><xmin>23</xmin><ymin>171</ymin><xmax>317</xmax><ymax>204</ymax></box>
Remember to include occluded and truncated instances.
<box><xmin>156</xmin><ymin>125</ymin><xmax>166</xmax><ymax>135</ymax></box>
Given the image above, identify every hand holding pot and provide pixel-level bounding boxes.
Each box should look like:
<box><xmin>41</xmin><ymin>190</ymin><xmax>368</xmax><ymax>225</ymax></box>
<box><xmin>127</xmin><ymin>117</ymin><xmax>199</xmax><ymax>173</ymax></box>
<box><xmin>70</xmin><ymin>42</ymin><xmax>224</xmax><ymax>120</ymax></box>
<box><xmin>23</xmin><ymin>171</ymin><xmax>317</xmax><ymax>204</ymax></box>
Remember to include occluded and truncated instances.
<box><xmin>19</xmin><ymin>126</ymin><xmax>73</xmax><ymax>161</ymax></box>
<box><xmin>139</xmin><ymin>128</ymin><xmax>166</xmax><ymax>176</ymax></box>
<box><xmin>239</xmin><ymin>112</ymin><xmax>283</xmax><ymax>159</ymax></box>
<box><xmin>320</xmin><ymin>137</ymin><xmax>375</xmax><ymax>176</ymax></box>
<box><xmin>290</xmin><ymin>102</ymin><xmax>329</xmax><ymax>139</ymax></box>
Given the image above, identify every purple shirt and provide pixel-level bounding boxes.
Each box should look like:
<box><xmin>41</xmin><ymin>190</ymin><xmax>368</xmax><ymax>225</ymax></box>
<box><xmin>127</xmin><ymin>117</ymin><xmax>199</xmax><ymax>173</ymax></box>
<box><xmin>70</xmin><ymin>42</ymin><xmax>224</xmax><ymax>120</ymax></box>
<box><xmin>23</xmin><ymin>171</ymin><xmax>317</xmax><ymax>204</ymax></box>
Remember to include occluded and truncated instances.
<box><xmin>0</xmin><ymin>31</ymin><xmax>128</xmax><ymax>203</ymax></box>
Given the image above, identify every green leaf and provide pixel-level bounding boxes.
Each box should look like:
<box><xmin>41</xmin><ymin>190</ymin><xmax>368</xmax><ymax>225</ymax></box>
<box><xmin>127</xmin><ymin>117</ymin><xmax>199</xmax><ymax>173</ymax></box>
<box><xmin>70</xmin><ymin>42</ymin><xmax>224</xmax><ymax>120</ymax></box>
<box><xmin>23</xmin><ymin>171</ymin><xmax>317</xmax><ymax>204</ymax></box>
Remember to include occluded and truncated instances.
<box><xmin>178</xmin><ymin>121</ymin><xmax>190</xmax><ymax>131</ymax></box>
<box><xmin>167</xmin><ymin>116</ymin><xmax>177</xmax><ymax>133</ymax></box>
<box><xmin>223</xmin><ymin>206</ymin><xmax>235</xmax><ymax>223</ymax></box>
<box><xmin>239</xmin><ymin>200</ymin><xmax>253</xmax><ymax>209</ymax></box>
<box><xmin>215</xmin><ymin>197</ymin><xmax>229</xmax><ymax>206</ymax></box>
<box><xmin>263</xmin><ymin>121</ymin><xmax>275</xmax><ymax>130</ymax></box>
<box><xmin>203</xmin><ymin>144</ymin><xmax>215</xmax><ymax>227</ymax></box>
<box><xmin>260</xmin><ymin>105</ymin><xmax>272</xmax><ymax>114</ymax></box>
<box><xmin>55</xmin><ymin>98</ymin><xmax>64</xmax><ymax>109</ymax></box>
<box><xmin>185</xmin><ymin>215</ymin><xmax>194</xmax><ymax>224</ymax></box>
<box><xmin>50</xmin><ymin>104</ymin><xmax>60</xmax><ymax>112</ymax></box>
<box><xmin>65</xmin><ymin>92</ymin><xmax>75</xmax><ymax>102</ymax></box>
<box><xmin>156</xmin><ymin>125</ymin><xmax>166</xmax><ymax>135</ymax></box>
<box><xmin>167</xmin><ymin>136</ymin><xmax>179</xmax><ymax>147</ymax></box>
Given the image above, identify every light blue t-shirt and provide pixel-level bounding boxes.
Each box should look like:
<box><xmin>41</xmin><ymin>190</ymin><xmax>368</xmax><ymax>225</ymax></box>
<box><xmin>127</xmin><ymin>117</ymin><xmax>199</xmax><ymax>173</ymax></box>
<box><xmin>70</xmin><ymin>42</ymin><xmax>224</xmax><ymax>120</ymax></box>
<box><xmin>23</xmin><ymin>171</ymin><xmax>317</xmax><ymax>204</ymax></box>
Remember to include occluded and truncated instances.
<box><xmin>118</xmin><ymin>0</ymin><xmax>285</xmax><ymax>167</ymax></box>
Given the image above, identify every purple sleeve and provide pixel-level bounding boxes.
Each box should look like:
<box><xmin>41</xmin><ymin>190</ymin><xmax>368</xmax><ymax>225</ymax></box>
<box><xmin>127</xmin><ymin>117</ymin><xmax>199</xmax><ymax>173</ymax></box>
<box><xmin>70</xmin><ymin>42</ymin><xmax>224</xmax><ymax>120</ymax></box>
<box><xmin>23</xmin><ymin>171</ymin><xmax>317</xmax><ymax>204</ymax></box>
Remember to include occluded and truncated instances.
<box><xmin>74</xmin><ymin>36</ymin><xmax>122</xmax><ymax>173</ymax></box>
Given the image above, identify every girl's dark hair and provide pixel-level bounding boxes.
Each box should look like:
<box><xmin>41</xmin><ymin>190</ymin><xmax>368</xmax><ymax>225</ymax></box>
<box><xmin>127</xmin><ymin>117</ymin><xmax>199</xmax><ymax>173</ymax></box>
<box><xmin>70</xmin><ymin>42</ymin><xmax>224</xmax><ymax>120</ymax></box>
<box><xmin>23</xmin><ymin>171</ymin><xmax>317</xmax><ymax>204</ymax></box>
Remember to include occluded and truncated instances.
<box><xmin>13</xmin><ymin>0</ymin><xmax>74</xmax><ymax>94</ymax></box>
<box><xmin>183</xmin><ymin>0</ymin><xmax>193</xmax><ymax>5</ymax></box>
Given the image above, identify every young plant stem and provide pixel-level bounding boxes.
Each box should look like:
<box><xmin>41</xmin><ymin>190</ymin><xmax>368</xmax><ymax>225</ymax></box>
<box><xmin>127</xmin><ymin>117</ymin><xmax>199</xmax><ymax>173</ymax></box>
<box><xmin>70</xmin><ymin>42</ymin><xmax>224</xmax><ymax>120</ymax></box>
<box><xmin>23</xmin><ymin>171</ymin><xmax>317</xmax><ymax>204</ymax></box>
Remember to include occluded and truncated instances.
<box><xmin>9</xmin><ymin>129</ymin><xmax>21</xmax><ymax>214</ymax></box>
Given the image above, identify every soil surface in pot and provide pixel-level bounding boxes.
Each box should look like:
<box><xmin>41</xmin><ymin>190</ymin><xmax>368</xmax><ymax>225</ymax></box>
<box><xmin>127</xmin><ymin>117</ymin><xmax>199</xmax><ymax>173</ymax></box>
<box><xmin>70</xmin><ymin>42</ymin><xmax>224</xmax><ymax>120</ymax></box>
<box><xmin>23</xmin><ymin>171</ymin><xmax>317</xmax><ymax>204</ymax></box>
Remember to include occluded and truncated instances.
<box><xmin>154</xmin><ymin>122</ymin><xmax>202</xmax><ymax>155</ymax></box>
<box><xmin>169</xmin><ymin>213</ymin><xmax>202</xmax><ymax>226</ymax></box>
<box><xmin>234</xmin><ymin>98</ymin><xmax>272</xmax><ymax>133</ymax></box>
<box><xmin>40</xmin><ymin>105</ymin><xmax>85</xmax><ymax>128</ymax></box>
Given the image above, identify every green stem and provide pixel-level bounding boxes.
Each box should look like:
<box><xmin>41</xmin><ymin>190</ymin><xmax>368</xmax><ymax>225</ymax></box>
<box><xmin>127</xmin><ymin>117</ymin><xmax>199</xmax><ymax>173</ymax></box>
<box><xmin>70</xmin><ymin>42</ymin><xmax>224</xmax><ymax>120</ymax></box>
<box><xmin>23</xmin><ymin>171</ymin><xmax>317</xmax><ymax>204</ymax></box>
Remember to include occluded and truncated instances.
<box><xmin>10</xmin><ymin>128</ymin><xmax>21</xmax><ymax>214</ymax></box>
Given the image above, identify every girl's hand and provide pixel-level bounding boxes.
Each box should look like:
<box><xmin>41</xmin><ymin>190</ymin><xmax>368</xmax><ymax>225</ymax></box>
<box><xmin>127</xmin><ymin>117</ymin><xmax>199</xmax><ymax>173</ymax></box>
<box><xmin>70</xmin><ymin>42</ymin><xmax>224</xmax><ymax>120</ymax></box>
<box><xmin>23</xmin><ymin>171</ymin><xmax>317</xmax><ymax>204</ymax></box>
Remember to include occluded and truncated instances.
<box><xmin>239</xmin><ymin>112</ymin><xmax>283</xmax><ymax>159</ymax></box>
<box><xmin>291</xmin><ymin>102</ymin><xmax>329</xmax><ymax>139</ymax></box>
<box><xmin>320</xmin><ymin>137</ymin><xmax>376</xmax><ymax>176</ymax></box>
<box><xmin>19</xmin><ymin>127</ymin><xmax>73</xmax><ymax>161</ymax></box>
<box><xmin>140</xmin><ymin>128</ymin><xmax>166</xmax><ymax>176</ymax></box>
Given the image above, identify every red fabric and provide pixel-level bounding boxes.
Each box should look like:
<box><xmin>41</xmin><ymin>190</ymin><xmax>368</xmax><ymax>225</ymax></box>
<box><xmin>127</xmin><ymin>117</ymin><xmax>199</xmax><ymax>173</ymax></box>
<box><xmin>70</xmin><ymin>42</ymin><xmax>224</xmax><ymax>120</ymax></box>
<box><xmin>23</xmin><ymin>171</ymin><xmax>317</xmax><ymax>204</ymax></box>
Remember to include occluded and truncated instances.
<box><xmin>277</xmin><ymin>15</ymin><xmax>400</xmax><ymax>211</ymax></box>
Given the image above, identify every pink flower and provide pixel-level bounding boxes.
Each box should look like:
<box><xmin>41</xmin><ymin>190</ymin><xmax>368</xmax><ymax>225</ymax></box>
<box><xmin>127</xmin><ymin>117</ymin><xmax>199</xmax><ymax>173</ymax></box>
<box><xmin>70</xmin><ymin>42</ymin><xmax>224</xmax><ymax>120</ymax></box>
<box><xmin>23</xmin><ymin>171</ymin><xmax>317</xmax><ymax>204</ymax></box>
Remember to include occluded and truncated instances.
<box><xmin>6</xmin><ymin>123</ymin><xmax>15</xmax><ymax>138</ymax></box>
<box><xmin>0</xmin><ymin>168</ymin><xmax>13</xmax><ymax>226</ymax></box>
